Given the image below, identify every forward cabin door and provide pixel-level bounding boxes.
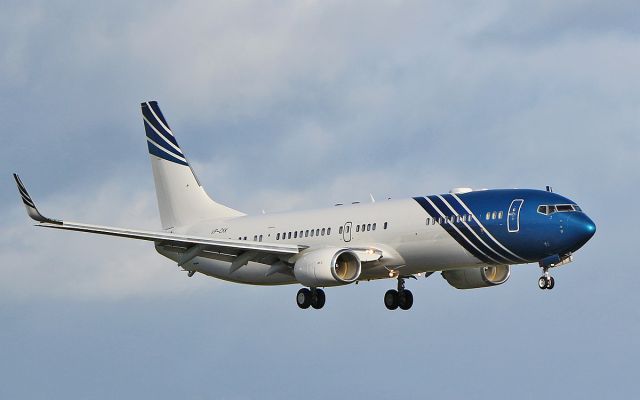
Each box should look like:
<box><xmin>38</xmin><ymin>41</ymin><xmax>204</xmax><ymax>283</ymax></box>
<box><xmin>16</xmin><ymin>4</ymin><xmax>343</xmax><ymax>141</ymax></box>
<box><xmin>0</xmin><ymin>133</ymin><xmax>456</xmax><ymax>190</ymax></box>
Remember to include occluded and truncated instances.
<box><xmin>507</xmin><ymin>199</ymin><xmax>524</xmax><ymax>232</ymax></box>
<box><xmin>343</xmin><ymin>222</ymin><xmax>352</xmax><ymax>242</ymax></box>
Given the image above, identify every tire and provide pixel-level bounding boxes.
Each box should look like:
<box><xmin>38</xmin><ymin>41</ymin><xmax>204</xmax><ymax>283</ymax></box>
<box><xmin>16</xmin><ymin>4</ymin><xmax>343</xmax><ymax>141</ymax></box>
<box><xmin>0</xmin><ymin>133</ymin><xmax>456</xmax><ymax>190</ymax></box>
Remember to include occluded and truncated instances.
<box><xmin>538</xmin><ymin>277</ymin><xmax>547</xmax><ymax>290</ymax></box>
<box><xmin>297</xmin><ymin>288</ymin><xmax>312</xmax><ymax>309</ymax></box>
<box><xmin>398</xmin><ymin>290</ymin><xmax>414</xmax><ymax>310</ymax></box>
<box><xmin>384</xmin><ymin>289</ymin><xmax>399</xmax><ymax>310</ymax></box>
<box><xmin>547</xmin><ymin>276</ymin><xmax>555</xmax><ymax>290</ymax></box>
<box><xmin>312</xmin><ymin>289</ymin><xmax>326</xmax><ymax>309</ymax></box>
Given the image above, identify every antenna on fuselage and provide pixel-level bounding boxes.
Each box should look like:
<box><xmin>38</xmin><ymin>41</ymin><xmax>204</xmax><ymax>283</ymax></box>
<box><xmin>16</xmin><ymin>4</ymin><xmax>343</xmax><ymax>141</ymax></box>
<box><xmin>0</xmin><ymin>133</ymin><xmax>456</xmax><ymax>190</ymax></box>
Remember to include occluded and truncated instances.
<box><xmin>370</xmin><ymin>194</ymin><xmax>376</xmax><ymax>203</ymax></box>
<box><xmin>545</xmin><ymin>185</ymin><xmax>553</xmax><ymax>192</ymax></box>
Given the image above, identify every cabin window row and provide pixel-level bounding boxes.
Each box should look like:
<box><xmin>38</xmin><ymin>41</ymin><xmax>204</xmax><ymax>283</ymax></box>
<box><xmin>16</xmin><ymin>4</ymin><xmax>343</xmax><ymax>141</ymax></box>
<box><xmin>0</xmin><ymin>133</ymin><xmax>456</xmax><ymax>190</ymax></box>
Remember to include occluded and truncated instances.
<box><xmin>485</xmin><ymin>211</ymin><xmax>504</xmax><ymax>220</ymax></box>
<box><xmin>276</xmin><ymin>227</ymin><xmax>332</xmax><ymax>240</ymax></box>
<box><xmin>339</xmin><ymin>223</ymin><xmax>378</xmax><ymax>234</ymax></box>
<box><xmin>426</xmin><ymin>215</ymin><xmax>474</xmax><ymax>225</ymax></box>
<box><xmin>239</xmin><ymin>235</ymin><xmax>264</xmax><ymax>242</ymax></box>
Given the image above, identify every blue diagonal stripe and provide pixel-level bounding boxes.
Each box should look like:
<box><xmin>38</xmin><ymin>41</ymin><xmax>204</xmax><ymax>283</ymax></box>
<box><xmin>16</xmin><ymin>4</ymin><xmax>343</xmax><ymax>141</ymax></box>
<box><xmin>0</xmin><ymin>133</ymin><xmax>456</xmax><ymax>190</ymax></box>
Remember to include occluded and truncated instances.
<box><xmin>143</xmin><ymin>120</ymin><xmax>184</xmax><ymax>158</ymax></box>
<box><xmin>142</xmin><ymin>104</ymin><xmax>179</xmax><ymax>148</ymax></box>
<box><xmin>438</xmin><ymin>194</ymin><xmax>516</xmax><ymax>264</ymax></box>
<box><xmin>147</xmin><ymin>141</ymin><xmax>188</xmax><ymax>166</ymax></box>
<box><xmin>414</xmin><ymin>197</ymin><xmax>495</xmax><ymax>264</ymax></box>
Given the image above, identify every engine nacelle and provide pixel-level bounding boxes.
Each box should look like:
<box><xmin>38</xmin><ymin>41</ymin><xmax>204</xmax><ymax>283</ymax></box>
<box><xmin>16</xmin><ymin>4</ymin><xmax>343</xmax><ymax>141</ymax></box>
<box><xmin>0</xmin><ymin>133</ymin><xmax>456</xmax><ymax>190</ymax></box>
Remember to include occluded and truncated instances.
<box><xmin>441</xmin><ymin>265</ymin><xmax>510</xmax><ymax>289</ymax></box>
<box><xmin>293</xmin><ymin>248</ymin><xmax>361</xmax><ymax>287</ymax></box>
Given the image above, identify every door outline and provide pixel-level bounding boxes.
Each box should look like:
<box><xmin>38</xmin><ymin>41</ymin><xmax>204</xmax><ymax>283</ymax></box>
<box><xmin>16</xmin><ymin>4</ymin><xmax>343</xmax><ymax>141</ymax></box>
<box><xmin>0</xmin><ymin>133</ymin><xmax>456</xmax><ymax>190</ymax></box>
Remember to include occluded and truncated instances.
<box><xmin>507</xmin><ymin>199</ymin><xmax>524</xmax><ymax>233</ymax></box>
<box><xmin>343</xmin><ymin>222</ymin><xmax>352</xmax><ymax>242</ymax></box>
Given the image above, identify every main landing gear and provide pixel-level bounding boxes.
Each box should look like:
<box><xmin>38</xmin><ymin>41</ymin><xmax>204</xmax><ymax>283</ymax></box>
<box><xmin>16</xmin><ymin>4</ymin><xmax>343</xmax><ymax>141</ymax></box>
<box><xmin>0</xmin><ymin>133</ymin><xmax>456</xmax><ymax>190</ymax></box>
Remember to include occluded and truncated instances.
<box><xmin>538</xmin><ymin>267</ymin><xmax>555</xmax><ymax>290</ymax></box>
<box><xmin>296</xmin><ymin>288</ymin><xmax>326</xmax><ymax>309</ymax></box>
<box><xmin>384</xmin><ymin>276</ymin><xmax>414</xmax><ymax>310</ymax></box>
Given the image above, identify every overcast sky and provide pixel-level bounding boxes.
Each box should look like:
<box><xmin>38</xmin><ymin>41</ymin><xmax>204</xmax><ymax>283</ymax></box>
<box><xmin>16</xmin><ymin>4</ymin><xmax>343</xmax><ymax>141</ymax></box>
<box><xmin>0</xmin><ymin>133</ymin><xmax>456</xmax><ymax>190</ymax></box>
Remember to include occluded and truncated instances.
<box><xmin>1</xmin><ymin>1</ymin><xmax>639</xmax><ymax>398</ymax></box>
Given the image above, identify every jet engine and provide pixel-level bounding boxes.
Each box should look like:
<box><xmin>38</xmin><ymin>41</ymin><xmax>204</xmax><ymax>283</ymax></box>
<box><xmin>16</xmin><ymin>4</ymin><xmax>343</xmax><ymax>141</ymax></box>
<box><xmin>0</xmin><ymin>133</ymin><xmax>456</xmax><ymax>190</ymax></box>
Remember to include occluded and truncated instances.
<box><xmin>293</xmin><ymin>248</ymin><xmax>361</xmax><ymax>287</ymax></box>
<box><xmin>441</xmin><ymin>265</ymin><xmax>510</xmax><ymax>289</ymax></box>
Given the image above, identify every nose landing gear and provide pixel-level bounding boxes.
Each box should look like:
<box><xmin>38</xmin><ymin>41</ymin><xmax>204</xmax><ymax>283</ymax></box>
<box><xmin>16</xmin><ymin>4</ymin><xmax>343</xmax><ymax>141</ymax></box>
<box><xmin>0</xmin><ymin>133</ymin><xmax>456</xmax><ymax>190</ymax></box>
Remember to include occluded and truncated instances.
<box><xmin>384</xmin><ymin>276</ymin><xmax>414</xmax><ymax>310</ymax></box>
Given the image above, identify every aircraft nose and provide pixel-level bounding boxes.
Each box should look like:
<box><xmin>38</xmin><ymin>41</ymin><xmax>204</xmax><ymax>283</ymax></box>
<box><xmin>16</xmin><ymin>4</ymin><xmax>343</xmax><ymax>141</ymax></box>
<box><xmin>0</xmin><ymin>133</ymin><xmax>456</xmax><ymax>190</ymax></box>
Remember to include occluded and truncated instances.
<box><xmin>568</xmin><ymin>213</ymin><xmax>596</xmax><ymax>251</ymax></box>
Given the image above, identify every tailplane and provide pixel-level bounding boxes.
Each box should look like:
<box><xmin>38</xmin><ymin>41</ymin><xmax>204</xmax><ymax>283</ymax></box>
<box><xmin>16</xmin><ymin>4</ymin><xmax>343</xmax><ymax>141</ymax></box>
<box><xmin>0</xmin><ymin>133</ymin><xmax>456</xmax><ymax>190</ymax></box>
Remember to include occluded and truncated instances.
<box><xmin>141</xmin><ymin>101</ymin><xmax>244</xmax><ymax>229</ymax></box>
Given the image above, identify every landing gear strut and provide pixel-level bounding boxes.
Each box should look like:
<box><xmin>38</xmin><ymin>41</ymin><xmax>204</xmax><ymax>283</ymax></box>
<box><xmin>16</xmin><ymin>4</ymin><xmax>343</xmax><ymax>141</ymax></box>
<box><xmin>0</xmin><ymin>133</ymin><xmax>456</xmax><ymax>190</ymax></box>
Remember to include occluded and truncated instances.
<box><xmin>296</xmin><ymin>288</ymin><xmax>326</xmax><ymax>309</ymax></box>
<box><xmin>384</xmin><ymin>276</ymin><xmax>414</xmax><ymax>310</ymax></box>
<box><xmin>538</xmin><ymin>267</ymin><xmax>555</xmax><ymax>290</ymax></box>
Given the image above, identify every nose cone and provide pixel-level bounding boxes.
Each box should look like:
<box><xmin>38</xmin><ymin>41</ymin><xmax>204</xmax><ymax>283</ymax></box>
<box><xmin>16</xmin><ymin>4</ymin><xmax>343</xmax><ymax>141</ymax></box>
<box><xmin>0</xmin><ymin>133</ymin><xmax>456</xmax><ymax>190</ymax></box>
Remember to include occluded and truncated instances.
<box><xmin>567</xmin><ymin>213</ymin><xmax>596</xmax><ymax>251</ymax></box>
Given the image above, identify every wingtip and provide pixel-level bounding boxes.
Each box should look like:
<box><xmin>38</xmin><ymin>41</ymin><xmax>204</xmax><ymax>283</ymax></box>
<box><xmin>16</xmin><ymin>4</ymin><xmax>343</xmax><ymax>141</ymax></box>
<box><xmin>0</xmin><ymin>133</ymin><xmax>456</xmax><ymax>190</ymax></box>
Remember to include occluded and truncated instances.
<box><xmin>13</xmin><ymin>173</ymin><xmax>61</xmax><ymax>224</ymax></box>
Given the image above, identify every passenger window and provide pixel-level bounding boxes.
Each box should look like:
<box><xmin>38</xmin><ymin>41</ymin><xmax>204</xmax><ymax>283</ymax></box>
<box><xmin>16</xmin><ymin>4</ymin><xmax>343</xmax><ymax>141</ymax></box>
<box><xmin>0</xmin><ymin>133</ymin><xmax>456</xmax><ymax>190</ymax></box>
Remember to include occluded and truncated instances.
<box><xmin>243</xmin><ymin>236</ymin><xmax>247</xmax><ymax>240</ymax></box>
<box><xmin>259</xmin><ymin>235</ymin><xmax>263</xmax><ymax>242</ymax></box>
<box><xmin>286</xmin><ymin>232</ymin><xmax>290</xmax><ymax>239</ymax></box>
<box><xmin>426</xmin><ymin>218</ymin><xmax>430</xmax><ymax>225</ymax></box>
<box><xmin>294</xmin><ymin>231</ymin><xmax>297</xmax><ymax>238</ymax></box>
<box><xmin>372</xmin><ymin>223</ymin><xmax>376</xmax><ymax>230</ymax></box>
<box><xmin>276</xmin><ymin>233</ymin><xmax>280</xmax><ymax>240</ymax></box>
<box><xmin>486</xmin><ymin>212</ymin><xmax>491</xmax><ymax>220</ymax></box>
<box><xmin>491</xmin><ymin>212</ymin><xmax>497</xmax><ymax>220</ymax></box>
<box><xmin>305</xmin><ymin>230</ymin><xmax>309</xmax><ymax>237</ymax></box>
<box><xmin>339</xmin><ymin>226</ymin><xmax>343</xmax><ymax>234</ymax></box>
<box><xmin>310</xmin><ymin>230</ymin><xmax>314</xmax><ymax>237</ymax></box>
<box><xmin>253</xmin><ymin>235</ymin><xmax>257</xmax><ymax>241</ymax></box>
<box><xmin>327</xmin><ymin>227</ymin><xmax>331</xmax><ymax>235</ymax></box>
<box><xmin>321</xmin><ymin>228</ymin><xmax>325</xmax><ymax>236</ymax></box>
<box><xmin>356</xmin><ymin>225</ymin><xmax>360</xmax><ymax>232</ymax></box>
<box><xmin>384</xmin><ymin>222</ymin><xmax>388</xmax><ymax>229</ymax></box>
<box><xmin>315</xmin><ymin>229</ymin><xmax>320</xmax><ymax>236</ymax></box>
<box><xmin>498</xmin><ymin>211</ymin><xmax>503</xmax><ymax>219</ymax></box>
<box><xmin>367</xmin><ymin>224</ymin><xmax>371</xmax><ymax>231</ymax></box>
<box><xmin>456</xmin><ymin>216</ymin><xmax>460</xmax><ymax>223</ymax></box>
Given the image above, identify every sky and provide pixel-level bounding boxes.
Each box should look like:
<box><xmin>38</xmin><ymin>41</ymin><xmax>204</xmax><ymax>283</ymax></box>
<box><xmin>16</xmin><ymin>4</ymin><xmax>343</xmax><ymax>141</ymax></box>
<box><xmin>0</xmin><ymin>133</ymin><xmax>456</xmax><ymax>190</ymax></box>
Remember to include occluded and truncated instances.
<box><xmin>1</xmin><ymin>0</ymin><xmax>639</xmax><ymax>398</ymax></box>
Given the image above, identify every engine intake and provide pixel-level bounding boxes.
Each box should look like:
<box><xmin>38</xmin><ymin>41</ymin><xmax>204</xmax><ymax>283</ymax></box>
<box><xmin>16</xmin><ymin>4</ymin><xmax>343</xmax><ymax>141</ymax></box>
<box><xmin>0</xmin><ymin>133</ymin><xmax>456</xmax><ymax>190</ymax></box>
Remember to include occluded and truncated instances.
<box><xmin>441</xmin><ymin>265</ymin><xmax>510</xmax><ymax>289</ymax></box>
<box><xmin>294</xmin><ymin>248</ymin><xmax>361</xmax><ymax>287</ymax></box>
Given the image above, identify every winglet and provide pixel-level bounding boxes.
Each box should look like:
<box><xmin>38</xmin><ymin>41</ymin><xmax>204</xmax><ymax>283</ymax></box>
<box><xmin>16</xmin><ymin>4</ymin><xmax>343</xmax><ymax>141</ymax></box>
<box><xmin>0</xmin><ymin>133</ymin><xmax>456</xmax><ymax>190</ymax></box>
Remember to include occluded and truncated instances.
<box><xmin>13</xmin><ymin>173</ymin><xmax>61</xmax><ymax>224</ymax></box>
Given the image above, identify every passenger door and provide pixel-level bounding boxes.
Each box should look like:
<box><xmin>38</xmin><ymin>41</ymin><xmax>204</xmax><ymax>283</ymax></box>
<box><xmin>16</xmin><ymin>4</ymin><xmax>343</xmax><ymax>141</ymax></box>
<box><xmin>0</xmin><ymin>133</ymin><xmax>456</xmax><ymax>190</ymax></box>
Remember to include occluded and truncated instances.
<box><xmin>507</xmin><ymin>199</ymin><xmax>524</xmax><ymax>232</ymax></box>
<box><xmin>343</xmin><ymin>222</ymin><xmax>352</xmax><ymax>242</ymax></box>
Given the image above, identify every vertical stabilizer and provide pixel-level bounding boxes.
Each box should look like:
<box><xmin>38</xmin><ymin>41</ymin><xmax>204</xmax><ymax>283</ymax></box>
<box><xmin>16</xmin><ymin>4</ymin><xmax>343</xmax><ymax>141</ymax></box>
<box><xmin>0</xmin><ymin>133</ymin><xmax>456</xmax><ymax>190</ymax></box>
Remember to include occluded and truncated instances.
<box><xmin>141</xmin><ymin>101</ymin><xmax>244</xmax><ymax>229</ymax></box>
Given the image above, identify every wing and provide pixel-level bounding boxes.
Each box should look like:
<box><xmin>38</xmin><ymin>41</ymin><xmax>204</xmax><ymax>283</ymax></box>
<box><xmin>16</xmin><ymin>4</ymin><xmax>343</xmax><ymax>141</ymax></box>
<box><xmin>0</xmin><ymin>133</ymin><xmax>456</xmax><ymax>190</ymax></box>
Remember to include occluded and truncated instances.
<box><xmin>13</xmin><ymin>174</ymin><xmax>301</xmax><ymax>267</ymax></box>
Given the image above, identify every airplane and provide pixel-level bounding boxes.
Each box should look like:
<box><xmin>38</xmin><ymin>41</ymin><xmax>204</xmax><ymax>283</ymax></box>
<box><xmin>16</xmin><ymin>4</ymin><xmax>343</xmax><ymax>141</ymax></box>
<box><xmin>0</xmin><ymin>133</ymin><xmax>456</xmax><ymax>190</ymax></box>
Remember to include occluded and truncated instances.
<box><xmin>13</xmin><ymin>101</ymin><xmax>597</xmax><ymax>310</ymax></box>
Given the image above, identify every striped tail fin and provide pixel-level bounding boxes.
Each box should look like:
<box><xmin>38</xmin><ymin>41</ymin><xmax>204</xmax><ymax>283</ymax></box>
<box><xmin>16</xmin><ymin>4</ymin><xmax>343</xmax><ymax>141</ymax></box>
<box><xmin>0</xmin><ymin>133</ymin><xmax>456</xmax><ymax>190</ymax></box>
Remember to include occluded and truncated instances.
<box><xmin>141</xmin><ymin>101</ymin><xmax>244</xmax><ymax>230</ymax></box>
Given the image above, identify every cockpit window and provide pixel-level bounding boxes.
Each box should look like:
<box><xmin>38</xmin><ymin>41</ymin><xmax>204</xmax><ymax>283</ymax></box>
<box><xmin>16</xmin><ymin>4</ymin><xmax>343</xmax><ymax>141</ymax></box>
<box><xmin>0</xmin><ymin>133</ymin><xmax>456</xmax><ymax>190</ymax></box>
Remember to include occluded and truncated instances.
<box><xmin>538</xmin><ymin>204</ymin><xmax>581</xmax><ymax>215</ymax></box>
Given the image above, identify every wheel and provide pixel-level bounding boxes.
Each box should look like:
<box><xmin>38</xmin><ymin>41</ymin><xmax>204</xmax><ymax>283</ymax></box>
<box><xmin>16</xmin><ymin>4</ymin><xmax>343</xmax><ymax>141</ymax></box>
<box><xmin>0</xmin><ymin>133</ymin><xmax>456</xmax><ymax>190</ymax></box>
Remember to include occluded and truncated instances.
<box><xmin>384</xmin><ymin>289</ymin><xmax>399</xmax><ymax>310</ymax></box>
<box><xmin>547</xmin><ymin>276</ymin><xmax>555</xmax><ymax>290</ymax></box>
<box><xmin>296</xmin><ymin>288</ymin><xmax>312</xmax><ymax>309</ymax></box>
<box><xmin>538</xmin><ymin>277</ymin><xmax>547</xmax><ymax>290</ymax></box>
<box><xmin>311</xmin><ymin>289</ymin><xmax>326</xmax><ymax>309</ymax></box>
<box><xmin>398</xmin><ymin>290</ymin><xmax>414</xmax><ymax>310</ymax></box>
